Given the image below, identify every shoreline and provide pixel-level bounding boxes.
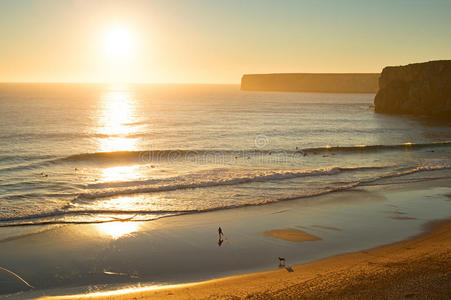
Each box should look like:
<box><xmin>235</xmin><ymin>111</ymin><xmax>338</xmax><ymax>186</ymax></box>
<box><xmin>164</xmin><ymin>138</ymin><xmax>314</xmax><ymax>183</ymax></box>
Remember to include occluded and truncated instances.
<box><xmin>1</xmin><ymin>176</ymin><xmax>449</xmax><ymax>299</ymax></box>
<box><xmin>37</xmin><ymin>218</ymin><xmax>451</xmax><ymax>299</ymax></box>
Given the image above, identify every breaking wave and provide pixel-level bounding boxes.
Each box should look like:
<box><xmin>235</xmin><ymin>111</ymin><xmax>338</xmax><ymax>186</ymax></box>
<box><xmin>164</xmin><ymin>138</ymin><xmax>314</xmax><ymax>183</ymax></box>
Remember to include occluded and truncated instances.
<box><xmin>1</xmin><ymin>161</ymin><xmax>450</xmax><ymax>227</ymax></box>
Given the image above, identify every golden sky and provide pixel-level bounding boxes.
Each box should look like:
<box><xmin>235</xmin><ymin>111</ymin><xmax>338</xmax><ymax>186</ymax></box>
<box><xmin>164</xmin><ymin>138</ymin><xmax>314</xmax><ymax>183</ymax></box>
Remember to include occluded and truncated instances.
<box><xmin>0</xmin><ymin>0</ymin><xmax>450</xmax><ymax>83</ymax></box>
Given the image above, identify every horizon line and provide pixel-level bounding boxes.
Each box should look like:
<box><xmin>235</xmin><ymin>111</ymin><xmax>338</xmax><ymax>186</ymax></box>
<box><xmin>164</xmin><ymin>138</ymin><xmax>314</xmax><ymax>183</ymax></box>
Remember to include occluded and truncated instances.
<box><xmin>0</xmin><ymin>81</ymin><xmax>241</xmax><ymax>85</ymax></box>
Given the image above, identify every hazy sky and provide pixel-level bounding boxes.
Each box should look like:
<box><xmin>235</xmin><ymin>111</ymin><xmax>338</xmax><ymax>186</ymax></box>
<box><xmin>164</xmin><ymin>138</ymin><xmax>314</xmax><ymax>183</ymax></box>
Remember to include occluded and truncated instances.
<box><xmin>1</xmin><ymin>0</ymin><xmax>450</xmax><ymax>83</ymax></box>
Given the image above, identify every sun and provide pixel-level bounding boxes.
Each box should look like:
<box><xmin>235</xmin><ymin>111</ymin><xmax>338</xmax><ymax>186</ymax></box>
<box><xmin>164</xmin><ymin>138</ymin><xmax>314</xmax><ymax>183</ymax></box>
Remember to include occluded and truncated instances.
<box><xmin>103</xmin><ymin>26</ymin><xmax>134</xmax><ymax>60</ymax></box>
<box><xmin>99</xmin><ymin>25</ymin><xmax>142</xmax><ymax>82</ymax></box>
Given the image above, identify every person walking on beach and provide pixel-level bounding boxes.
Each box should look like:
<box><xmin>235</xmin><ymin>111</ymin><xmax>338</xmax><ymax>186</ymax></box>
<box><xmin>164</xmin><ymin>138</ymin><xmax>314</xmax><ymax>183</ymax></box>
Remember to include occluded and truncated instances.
<box><xmin>218</xmin><ymin>226</ymin><xmax>223</xmax><ymax>238</ymax></box>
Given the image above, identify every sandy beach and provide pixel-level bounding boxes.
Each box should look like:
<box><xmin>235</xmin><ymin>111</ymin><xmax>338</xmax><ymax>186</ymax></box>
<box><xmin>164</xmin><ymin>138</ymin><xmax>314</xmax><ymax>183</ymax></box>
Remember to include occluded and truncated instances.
<box><xmin>37</xmin><ymin>218</ymin><xmax>451</xmax><ymax>300</ymax></box>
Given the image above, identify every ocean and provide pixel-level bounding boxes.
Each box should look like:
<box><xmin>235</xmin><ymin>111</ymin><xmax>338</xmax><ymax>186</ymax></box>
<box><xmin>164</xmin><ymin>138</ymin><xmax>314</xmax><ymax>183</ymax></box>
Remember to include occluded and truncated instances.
<box><xmin>0</xmin><ymin>83</ymin><xmax>450</xmax><ymax>231</ymax></box>
<box><xmin>1</xmin><ymin>83</ymin><xmax>451</xmax><ymax>298</ymax></box>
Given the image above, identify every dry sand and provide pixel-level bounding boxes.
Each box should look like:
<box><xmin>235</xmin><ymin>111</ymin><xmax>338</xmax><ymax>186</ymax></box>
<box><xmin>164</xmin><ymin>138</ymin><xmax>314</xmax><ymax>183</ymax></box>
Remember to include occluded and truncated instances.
<box><xmin>39</xmin><ymin>219</ymin><xmax>451</xmax><ymax>300</ymax></box>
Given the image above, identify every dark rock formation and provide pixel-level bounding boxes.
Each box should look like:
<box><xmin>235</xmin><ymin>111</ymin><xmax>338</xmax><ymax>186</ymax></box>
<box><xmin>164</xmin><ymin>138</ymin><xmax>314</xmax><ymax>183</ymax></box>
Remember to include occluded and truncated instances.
<box><xmin>241</xmin><ymin>73</ymin><xmax>379</xmax><ymax>93</ymax></box>
<box><xmin>374</xmin><ymin>60</ymin><xmax>451</xmax><ymax>116</ymax></box>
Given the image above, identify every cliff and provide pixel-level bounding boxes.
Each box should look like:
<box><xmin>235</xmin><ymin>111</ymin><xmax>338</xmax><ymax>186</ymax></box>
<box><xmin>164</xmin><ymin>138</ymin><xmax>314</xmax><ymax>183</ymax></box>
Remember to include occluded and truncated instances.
<box><xmin>374</xmin><ymin>60</ymin><xmax>451</xmax><ymax>116</ymax></box>
<box><xmin>240</xmin><ymin>73</ymin><xmax>379</xmax><ymax>93</ymax></box>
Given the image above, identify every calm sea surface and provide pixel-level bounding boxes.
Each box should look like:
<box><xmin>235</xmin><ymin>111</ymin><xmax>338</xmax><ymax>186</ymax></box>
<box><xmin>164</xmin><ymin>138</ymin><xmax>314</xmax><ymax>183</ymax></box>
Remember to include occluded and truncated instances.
<box><xmin>1</xmin><ymin>83</ymin><xmax>450</xmax><ymax>230</ymax></box>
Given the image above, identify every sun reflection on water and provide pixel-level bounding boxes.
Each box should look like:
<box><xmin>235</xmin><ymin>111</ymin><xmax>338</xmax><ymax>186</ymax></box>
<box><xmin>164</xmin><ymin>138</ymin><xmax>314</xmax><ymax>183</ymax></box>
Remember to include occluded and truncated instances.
<box><xmin>97</xmin><ymin>85</ymin><xmax>139</xmax><ymax>152</ymax></box>
<box><xmin>101</xmin><ymin>165</ymin><xmax>142</xmax><ymax>182</ymax></box>
<box><xmin>96</xmin><ymin>220</ymin><xmax>140</xmax><ymax>239</ymax></box>
<box><xmin>91</xmin><ymin>86</ymin><xmax>146</xmax><ymax>235</ymax></box>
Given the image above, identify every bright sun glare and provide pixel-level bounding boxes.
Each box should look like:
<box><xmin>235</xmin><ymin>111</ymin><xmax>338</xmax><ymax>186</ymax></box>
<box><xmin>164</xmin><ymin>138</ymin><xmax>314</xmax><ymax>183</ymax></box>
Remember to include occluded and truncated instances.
<box><xmin>97</xmin><ymin>221</ymin><xmax>139</xmax><ymax>239</ymax></box>
<box><xmin>104</xmin><ymin>26</ymin><xmax>134</xmax><ymax>60</ymax></box>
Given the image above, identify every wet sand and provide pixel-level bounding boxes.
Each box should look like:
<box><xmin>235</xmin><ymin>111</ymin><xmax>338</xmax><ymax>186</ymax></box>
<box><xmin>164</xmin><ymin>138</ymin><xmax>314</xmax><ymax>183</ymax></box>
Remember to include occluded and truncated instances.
<box><xmin>37</xmin><ymin>219</ymin><xmax>451</xmax><ymax>300</ymax></box>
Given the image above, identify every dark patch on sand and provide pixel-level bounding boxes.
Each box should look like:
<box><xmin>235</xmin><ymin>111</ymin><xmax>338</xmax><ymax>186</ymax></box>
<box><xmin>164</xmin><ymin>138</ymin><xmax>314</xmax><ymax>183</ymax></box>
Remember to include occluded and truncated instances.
<box><xmin>389</xmin><ymin>216</ymin><xmax>417</xmax><ymax>220</ymax></box>
<box><xmin>311</xmin><ymin>225</ymin><xmax>342</xmax><ymax>231</ymax></box>
<box><xmin>271</xmin><ymin>209</ymin><xmax>289</xmax><ymax>215</ymax></box>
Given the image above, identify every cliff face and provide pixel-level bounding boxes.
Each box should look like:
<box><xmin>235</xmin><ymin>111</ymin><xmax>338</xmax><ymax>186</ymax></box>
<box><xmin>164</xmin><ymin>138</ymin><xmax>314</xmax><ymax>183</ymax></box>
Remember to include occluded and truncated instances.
<box><xmin>374</xmin><ymin>60</ymin><xmax>451</xmax><ymax>116</ymax></box>
<box><xmin>241</xmin><ymin>73</ymin><xmax>379</xmax><ymax>93</ymax></box>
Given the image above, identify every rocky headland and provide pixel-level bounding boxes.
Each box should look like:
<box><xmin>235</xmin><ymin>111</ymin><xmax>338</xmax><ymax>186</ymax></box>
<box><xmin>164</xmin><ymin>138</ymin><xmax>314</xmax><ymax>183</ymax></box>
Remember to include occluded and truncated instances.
<box><xmin>374</xmin><ymin>60</ymin><xmax>451</xmax><ymax>117</ymax></box>
<box><xmin>240</xmin><ymin>73</ymin><xmax>379</xmax><ymax>93</ymax></box>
